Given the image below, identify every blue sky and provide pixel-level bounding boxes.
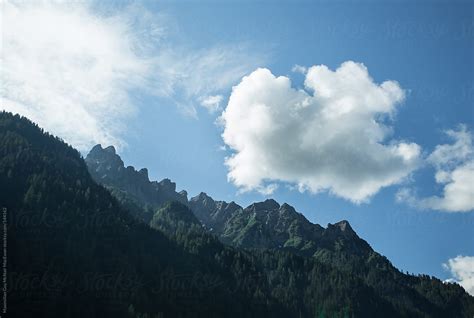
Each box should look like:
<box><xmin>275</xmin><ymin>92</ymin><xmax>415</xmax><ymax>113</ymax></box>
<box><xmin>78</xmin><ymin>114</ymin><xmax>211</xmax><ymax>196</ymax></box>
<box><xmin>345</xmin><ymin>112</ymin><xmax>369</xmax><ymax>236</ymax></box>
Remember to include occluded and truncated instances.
<box><xmin>1</xmin><ymin>0</ymin><xmax>473</xmax><ymax>291</ymax></box>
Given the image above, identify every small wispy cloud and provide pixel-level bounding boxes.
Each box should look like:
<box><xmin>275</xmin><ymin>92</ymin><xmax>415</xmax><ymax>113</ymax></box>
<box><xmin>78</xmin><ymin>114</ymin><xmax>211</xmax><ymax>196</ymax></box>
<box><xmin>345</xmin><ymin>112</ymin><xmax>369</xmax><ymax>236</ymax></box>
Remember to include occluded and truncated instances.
<box><xmin>199</xmin><ymin>95</ymin><xmax>224</xmax><ymax>114</ymax></box>
<box><xmin>148</xmin><ymin>44</ymin><xmax>265</xmax><ymax>116</ymax></box>
<box><xmin>397</xmin><ymin>125</ymin><xmax>474</xmax><ymax>212</ymax></box>
<box><xmin>291</xmin><ymin>64</ymin><xmax>307</xmax><ymax>74</ymax></box>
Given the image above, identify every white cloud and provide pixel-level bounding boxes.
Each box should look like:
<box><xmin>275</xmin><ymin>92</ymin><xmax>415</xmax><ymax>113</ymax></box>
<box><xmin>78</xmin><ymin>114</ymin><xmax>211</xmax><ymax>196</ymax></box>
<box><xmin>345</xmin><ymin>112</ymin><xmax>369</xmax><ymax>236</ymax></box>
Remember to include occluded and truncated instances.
<box><xmin>443</xmin><ymin>255</ymin><xmax>474</xmax><ymax>296</ymax></box>
<box><xmin>221</xmin><ymin>61</ymin><xmax>421</xmax><ymax>203</ymax></box>
<box><xmin>199</xmin><ymin>95</ymin><xmax>224</xmax><ymax>114</ymax></box>
<box><xmin>256</xmin><ymin>183</ymin><xmax>279</xmax><ymax>196</ymax></box>
<box><xmin>428</xmin><ymin>126</ymin><xmax>473</xmax><ymax>169</ymax></box>
<box><xmin>397</xmin><ymin>126</ymin><xmax>474</xmax><ymax>212</ymax></box>
<box><xmin>1</xmin><ymin>1</ymin><xmax>147</xmax><ymax>150</ymax></box>
<box><xmin>291</xmin><ymin>64</ymin><xmax>307</xmax><ymax>74</ymax></box>
<box><xmin>1</xmin><ymin>1</ymin><xmax>264</xmax><ymax>150</ymax></box>
<box><xmin>150</xmin><ymin>45</ymin><xmax>265</xmax><ymax>117</ymax></box>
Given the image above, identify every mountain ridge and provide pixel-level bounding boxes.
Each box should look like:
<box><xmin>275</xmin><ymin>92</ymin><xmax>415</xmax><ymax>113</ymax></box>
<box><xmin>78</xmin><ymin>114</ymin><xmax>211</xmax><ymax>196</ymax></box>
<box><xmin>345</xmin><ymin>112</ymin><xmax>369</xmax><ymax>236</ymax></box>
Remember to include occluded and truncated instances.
<box><xmin>86</xmin><ymin>143</ymin><xmax>361</xmax><ymax>256</ymax></box>
<box><xmin>3</xmin><ymin>112</ymin><xmax>474</xmax><ymax>317</ymax></box>
<box><xmin>84</xmin><ymin>142</ymin><xmax>474</xmax><ymax>316</ymax></box>
<box><xmin>1</xmin><ymin>112</ymin><xmax>405</xmax><ymax>317</ymax></box>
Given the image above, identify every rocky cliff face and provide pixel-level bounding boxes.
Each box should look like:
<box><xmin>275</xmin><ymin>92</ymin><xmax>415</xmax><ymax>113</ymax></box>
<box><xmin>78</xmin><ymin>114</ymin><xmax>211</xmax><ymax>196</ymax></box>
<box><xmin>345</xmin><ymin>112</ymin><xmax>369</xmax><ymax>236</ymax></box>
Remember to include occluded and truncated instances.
<box><xmin>85</xmin><ymin>144</ymin><xmax>188</xmax><ymax>211</ymax></box>
<box><xmin>188</xmin><ymin>192</ymin><xmax>241</xmax><ymax>233</ymax></box>
<box><xmin>189</xmin><ymin>193</ymin><xmax>373</xmax><ymax>259</ymax></box>
<box><xmin>85</xmin><ymin>144</ymin><xmax>375</xmax><ymax>260</ymax></box>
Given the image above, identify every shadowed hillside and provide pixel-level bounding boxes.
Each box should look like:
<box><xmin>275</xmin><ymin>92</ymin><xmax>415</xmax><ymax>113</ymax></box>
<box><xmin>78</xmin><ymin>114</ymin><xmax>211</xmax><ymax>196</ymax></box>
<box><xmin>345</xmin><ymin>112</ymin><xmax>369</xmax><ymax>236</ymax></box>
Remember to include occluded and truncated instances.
<box><xmin>2</xmin><ymin>111</ymin><xmax>473</xmax><ymax>317</ymax></box>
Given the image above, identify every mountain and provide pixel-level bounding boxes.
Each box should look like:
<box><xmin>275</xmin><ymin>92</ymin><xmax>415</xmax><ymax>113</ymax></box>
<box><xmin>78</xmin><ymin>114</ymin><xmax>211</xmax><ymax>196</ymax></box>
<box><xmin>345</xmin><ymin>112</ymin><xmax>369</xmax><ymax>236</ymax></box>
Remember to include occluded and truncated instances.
<box><xmin>3</xmin><ymin>111</ymin><xmax>473</xmax><ymax>317</ymax></box>
<box><xmin>188</xmin><ymin>191</ymin><xmax>440</xmax><ymax>313</ymax></box>
<box><xmin>1</xmin><ymin>111</ymin><xmax>401</xmax><ymax>317</ymax></box>
<box><xmin>2</xmin><ymin>112</ymin><xmax>298</xmax><ymax>317</ymax></box>
<box><xmin>85</xmin><ymin>144</ymin><xmax>187</xmax><ymax>224</ymax></box>
<box><xmin>189</xmin><ymin>194</ymin><xmax>371</xmax><ymax>257</ymax></box>
<box><xmin>188</xmin><ymin>192</ymin><xmax>384</xmax><ymax>278</ymax></box>
<box><xmin>85</xmin><ymin>145</ymin><xmax>390</xmax><ymax>275</ymax></box>
<box><xmin>86</xmin><ymin>146</ymin><xmax>370</xmax><ymax>259</ymax></box>
<box><xmin>85</xmin><ymin>140</ymin><xmax>474</xmax><ymax>317</ymax></box>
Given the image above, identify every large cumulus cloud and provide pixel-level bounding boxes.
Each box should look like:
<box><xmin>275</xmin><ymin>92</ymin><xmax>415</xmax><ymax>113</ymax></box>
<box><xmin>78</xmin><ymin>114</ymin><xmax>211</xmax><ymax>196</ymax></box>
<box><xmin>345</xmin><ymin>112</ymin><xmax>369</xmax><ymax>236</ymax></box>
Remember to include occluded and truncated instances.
<box><xmin>221</xmin><ymin>61</ymin><xmax>421</xmax><ymax>203</ymax></box>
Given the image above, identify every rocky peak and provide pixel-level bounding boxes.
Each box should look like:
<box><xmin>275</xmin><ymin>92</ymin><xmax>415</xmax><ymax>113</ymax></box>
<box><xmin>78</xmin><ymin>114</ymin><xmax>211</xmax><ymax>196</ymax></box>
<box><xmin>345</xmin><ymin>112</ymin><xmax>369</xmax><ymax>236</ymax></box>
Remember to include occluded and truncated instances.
<box><xmin>139</xmin><ymin>168</ymin><xmax>149</xmax><ymax>180</ymax></box>
<box><xmin>334</xmin><ymin>220</ymin><xmax>353</xmax><ymax>232</ymax></box>
<box><xmin>248</xmin><ymin>199</ymin><xmax>280</xmax><ymax>211</ymax></box>
<box><xmin>191</xmin><ymin>192</ymin><xmax>214</xmax><ymax>203</ymax></box>
<box><xmin>189</xmin><ymin>192</ymin><xmax>219</xmax><ymax>215</ymax></box>
<box><xmin>279</xmin><ymin>203</ymin><xmax>297</xmax><ymax>215</ymax></box>
<box><xmin>88</xmin><ymin>144</ymin><xmax>117</xmax><ymax>158</ymax></box>
<box><xmin>89</xmin><ymin>143</ymin><xmax>103</xmax><ymax>153</ymax></box>
<box><xmin>88</xmin><ymin>144</ymin><xmax>115</xmax><ymax>159</ymax></box>
<box><xmin>157</xmin><ymin>178</ymin><xmax>176</xmax><ymax>192</ymax></box>
<box><xmin>226</xmin><ymin>201</ymin><xmax>241</xmax><ymax>211</ymax></box>
<box><xmin>326</xmin><ymin>220</ymin><xmax>357</xmax><ymax>237</ymax></box>
<box><xmin>178</xmin><ymin>190</ymin><xmax>188</xmax><ymax>201</ymax></box>
<box><xmin>104</xmin><ymin>145</ymin><xmax>116</xmax><ymax>154</ymax></box>
<box><xmin>85</xmin><ymin>145</ymin><xmax>188</xmax><ymax>209</ymax></box>
<box><xmin>85</xmin><ymin>144</ymin><xmax>124</xmax><ymax>175</ymax></box>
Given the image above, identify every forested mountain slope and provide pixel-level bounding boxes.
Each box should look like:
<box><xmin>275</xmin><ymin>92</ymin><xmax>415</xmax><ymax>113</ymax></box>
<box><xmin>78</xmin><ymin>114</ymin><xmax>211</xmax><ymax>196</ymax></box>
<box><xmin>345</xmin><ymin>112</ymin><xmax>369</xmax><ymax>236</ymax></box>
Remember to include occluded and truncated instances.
<box><xmin>86</xmin><ymin>141</ymin><xmax>474</xmax><ymax>317</ymax></box>
<box><xmin>1</xmin><ymin>111</ymin><xmax>473</xmax><ymax>317</ymax></box>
